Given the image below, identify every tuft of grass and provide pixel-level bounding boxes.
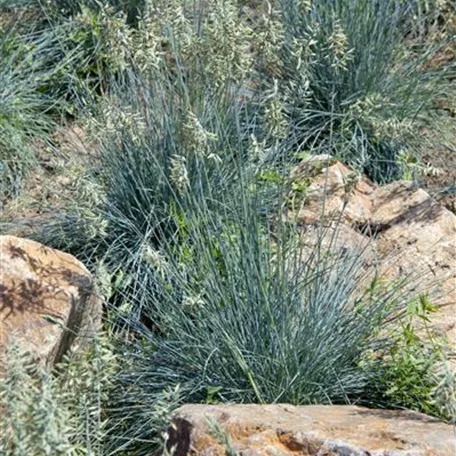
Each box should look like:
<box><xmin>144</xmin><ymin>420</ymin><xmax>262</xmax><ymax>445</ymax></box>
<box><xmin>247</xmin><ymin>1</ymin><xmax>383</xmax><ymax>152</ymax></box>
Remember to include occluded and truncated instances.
<box><xmin>106</xmin><ymin>178</ymin><xmax>424</xmax><ymax>453</ymax></box>
<box><xmin>258</xmin><ymin>0</ymin><xmax>453</xmax><ymax>182</ymax></box>
<box><xmin>0</xmin><ymin>16</ymin><xmax>60</xmax><ymax>200</ymax></box>
<box><xmin>0</xmin><ymin>334</ymin><xmax>117</xmax><ymax>455</ymax></box>
<box><xmin>19</xmin><ymin>56</ymin><xmax>259</xmax><ymax>321</ymax></box>
<box><xmin>206</xmin><ymin>417</ymin><xmax>240</xmax><ymax>456</ymax></box>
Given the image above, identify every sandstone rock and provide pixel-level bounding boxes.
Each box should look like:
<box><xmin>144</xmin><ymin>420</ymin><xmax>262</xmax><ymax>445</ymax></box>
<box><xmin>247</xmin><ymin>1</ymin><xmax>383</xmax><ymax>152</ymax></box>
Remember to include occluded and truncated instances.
<box><xmin>370</xmin><ymin>182</ymin><xmax>456</xmax><ymax>342</ymax></box>
<box><xmin>290</xmin><ymin>154</ymin><xmax>335</xmax><ymax>180</ymax></box>
<box><xmin>293</xmin><ymin>161</ymin><xmax>375</xmax><ymax>225</ymax></box>
<box><xmin>167</xmin><ymin>404</ymin><xmax>455</xmax><ymax>456</ymax></box>
<box><xmin>299</xmin><ymin>222</ymin><xmax>376</xmax><ymax>267</ymax></box>
<box><xmin>292</xmin><ymin>156</ymin><xmax>456</xmax><ymax>346</ymax></box>
<box><xmin>0</xmin><ymin>235</ymin><xmax>102</xmax><ymax>369</ymax></box>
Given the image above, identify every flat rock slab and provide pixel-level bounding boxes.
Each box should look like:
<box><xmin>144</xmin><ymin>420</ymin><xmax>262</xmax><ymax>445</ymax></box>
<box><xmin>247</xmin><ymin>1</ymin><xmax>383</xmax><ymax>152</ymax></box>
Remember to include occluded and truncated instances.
<box><xmin>168</xmin><ymin>404</ymin><xmax>455</xmax><ymax>456</ymax></box>
<box><xmin>0</xmin><ymin>235</ymin><xmax>101</xmax><ymax>369</ymax></box>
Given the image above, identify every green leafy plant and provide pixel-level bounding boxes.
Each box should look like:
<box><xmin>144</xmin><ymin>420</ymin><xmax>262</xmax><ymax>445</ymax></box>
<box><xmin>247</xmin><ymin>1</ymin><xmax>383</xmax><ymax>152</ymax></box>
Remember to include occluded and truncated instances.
<box><xmin>366</xmin><ymin>294</ymin><xmax>456</xmax><ymax>421</ymax></box>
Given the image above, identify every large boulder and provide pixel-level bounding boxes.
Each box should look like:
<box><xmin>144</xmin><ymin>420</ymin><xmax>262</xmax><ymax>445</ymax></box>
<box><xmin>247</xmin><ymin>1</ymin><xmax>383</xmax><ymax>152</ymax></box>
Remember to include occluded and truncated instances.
<box><xmin>290</xmin><ymin>157</ymin><xmax>456</xmax><ymax>346</ymax></box>
<box><xmin>0</xmin><ymin>235</ymin><xmax>102</xmax><ymax>369</ymax></box>
<box><xmin>167</xmin><ymin>404</ymin><xmax>455</xmax><ymax>456</ymax></box>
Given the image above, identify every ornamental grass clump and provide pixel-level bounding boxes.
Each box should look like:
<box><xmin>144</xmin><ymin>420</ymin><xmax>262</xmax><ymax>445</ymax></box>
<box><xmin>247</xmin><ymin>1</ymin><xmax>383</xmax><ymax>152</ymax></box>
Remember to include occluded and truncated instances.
<box><xmin>0</xmin><ymin>335</ymin><xmax>117</xmax><ymax>455</ymax></box>
<box><xmin>93</xmin><ymin>72</ymin><xmax>258</xmax><ymax>324</ymax></box>
<box><xmin>0</xmin><ymin>16</ymin><xmax>63</xmax><ymax>200</ymax></box>
<box><xmin>257</xmin><ymin>0</ymin><xmax>452</xmax><ymax>182</ymax></box>
<box><xmin>106</xmin><ymin>176</ymin><xmax>424</xmax><ymax>453</ymax></box>
<box><xmin>20</xmin><ymin>55</ymin><xmax>258</xmax><ymax>323</ymax></box>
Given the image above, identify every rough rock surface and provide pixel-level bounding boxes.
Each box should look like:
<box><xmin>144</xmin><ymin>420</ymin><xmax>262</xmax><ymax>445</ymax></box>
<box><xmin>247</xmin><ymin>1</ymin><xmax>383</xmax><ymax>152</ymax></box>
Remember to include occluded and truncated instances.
<box><xmin>167</xmin><ymin>404</ymin><xmax>455</xmax><ymax>456</ymax></box>
<box><xmin>291</xmin><ymin>156</ymin><xmax>456</xmax><ymax>346</ymax></box>
<box><xmin>0</xmin><ymin>235</ymin><xmax>101</xmax><ymax>369</ymax></box>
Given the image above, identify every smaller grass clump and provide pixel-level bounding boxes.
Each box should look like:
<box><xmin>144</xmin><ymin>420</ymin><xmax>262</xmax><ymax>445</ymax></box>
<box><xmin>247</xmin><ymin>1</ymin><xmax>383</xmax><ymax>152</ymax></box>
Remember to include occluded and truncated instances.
<box><xmin>256</xmin><ymin>0</ymin><xmax>453</xmax><ymax>182</ymax></box>
<box><xmin>105</xmin><ymin>176</ymin><xmax>425</xmax><ymax>453</ymax></box>
<box><xmin>0</xmin><ymin>335</ymin><xmax>117</xmax><ymax>455</ymax></box>
<box><xmin>0</xmin><ymin>17</ymin><xmax>60</xmax><ymax>200</ymax></box>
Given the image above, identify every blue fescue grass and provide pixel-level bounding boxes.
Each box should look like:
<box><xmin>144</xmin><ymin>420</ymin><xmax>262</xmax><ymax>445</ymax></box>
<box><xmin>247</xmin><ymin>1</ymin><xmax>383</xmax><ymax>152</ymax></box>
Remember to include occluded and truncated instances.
<box><xmin>0</xmin><ymin>17</ymin><xmax>58</xmax><ymax>198</ymax></box>
<box><xmin>266</xmin><ymin>0</ymin><xmax>453</xmax><ymax>182</ymax></box>
<box><xmin>105</xmin><ymin>166</ymin><xmax>419</xmax><ymax>454</ymax></box>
